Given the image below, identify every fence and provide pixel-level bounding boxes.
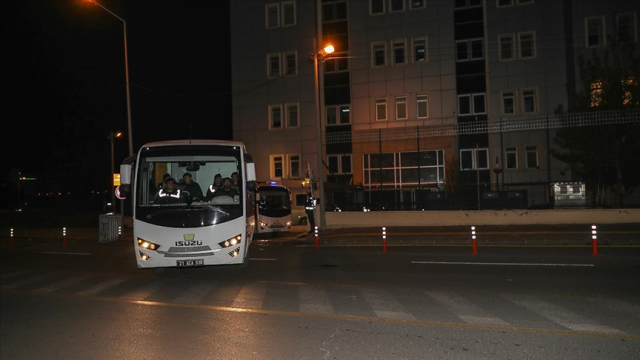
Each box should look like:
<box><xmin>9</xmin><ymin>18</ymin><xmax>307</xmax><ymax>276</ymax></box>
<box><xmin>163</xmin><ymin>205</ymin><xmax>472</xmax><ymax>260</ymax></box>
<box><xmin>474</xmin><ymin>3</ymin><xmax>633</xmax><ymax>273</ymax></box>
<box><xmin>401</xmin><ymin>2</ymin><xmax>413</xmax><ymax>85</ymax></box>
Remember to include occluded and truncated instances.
<box><xmin>324</xmin><ymin>180</ymin><xmax>640</xmax><ymax>212</ymax></box>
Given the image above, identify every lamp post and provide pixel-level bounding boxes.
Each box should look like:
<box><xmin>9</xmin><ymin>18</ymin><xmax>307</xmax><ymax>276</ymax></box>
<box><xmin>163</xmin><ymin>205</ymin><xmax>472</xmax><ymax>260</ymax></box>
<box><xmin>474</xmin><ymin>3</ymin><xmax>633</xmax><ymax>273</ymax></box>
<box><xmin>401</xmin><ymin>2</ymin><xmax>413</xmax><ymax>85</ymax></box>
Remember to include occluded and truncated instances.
<box><xmin>108</xmin><ymin>131</ymin><xmax>123</xmax><ymax>214</ymax></box>
<box><xmin>311</xmin><ymin>40</ymin><xmax>334</xmax><ymax>231</ymax></box>
<box><xmin>86</xmin><ymin>0</ymin><xmax>134</xmax><ymax>156</ymax></box>
<box><xmin>493</xmin><ymin>160</ymin><xmax>503</xmax><ymax>192</ymax></box>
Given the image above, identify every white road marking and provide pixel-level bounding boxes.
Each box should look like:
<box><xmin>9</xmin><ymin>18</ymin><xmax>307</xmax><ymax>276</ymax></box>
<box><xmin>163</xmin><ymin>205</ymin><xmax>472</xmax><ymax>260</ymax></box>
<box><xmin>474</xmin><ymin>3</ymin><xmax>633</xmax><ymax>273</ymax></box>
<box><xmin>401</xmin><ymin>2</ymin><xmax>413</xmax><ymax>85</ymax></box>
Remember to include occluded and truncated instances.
<box><xmin>299</xmin><ymin>286</ymin><xmax>334</xmax><ymax>315</ymax></box>
<box><xmin>231</xmin><ymin>283</ymin><xmax>267</xmax><ymax>309</ymax></box>
<box><xmin>38</xmin><ymin>252</ymin><xmax>91</xmax><ymax>256</ymax></box>
<box><xmin>173</xmin><ymin>283</ymin><xmax>216</xmax><ymax>304</ymax></box>
<box><xmin>412</xmin><ymin>261</ymin><xmax>594</xmax><ymax>267</ymax></box>
<box><xmin>75</xmin><ymin>276</ymin><xmax>128</xmax><ymax>296</ymax></box>
<box><xmin>361</xmin><ymin>289</ymin><xmax>416</xmax><ymax>320</ymax></box>
<box><xmin>426</xmin><ymin>291</ymin><xmax>511</xmax><ymax>327</ymax></box>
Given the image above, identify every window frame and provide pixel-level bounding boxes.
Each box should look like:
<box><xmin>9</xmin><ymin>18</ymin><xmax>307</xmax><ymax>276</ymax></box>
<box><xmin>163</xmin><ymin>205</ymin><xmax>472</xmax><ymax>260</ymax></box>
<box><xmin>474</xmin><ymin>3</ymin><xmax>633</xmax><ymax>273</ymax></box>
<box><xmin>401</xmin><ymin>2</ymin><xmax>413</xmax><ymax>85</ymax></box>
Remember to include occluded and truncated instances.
<box><xmin>322</xmin><ymin>0</ymin><xmax>348</xmax><ymax>23</ymax></box>
<box><xmin>586</xmin><ymin>16</ymin><xmax>606</xmax><ymax>48</ymax></box>
<box><xmin>460</xmin><ymin>148</ymin><xmax>489</xmax><ymax>171</ymax></box>
<box><xmin>270</xmin><ymin>154</ymin><xmax>285</xmax><ymax>179</ymax></box>
<box><xmin>287</xmin><ymin>153</ymin><xmax>301</xmax><ymax>179</ymax></box>
<box><xmin>505</xmin><ymin>146</ymin><xmax>518</xmax><ymax>170</ymax></box>
<box><xmin>376</xmin><ymin>98</ymin><xmax>388</xmax><ymax>121</ymax></box>
<box><xmin>525</xmin><ymin>145</ymin><xmax>539</xmax><ymax>169</ymax></box>
<box><xmin>396</xmin><ymin>96</ymin><xmax>408</xmax><ymax>120</ymax></box>
<box><xmin>281</xmin><ymin>1</ymin><xmax>296</xmax><ymax>27</ymax></box>
<box><xmin>268</xmin><ymin>104</ymin><xmax>283</xmax><ymax>130</ymax></box>
<box><xmin>372</xmin><ymin>42</ymin><xmax>387</xmax><ymax>67</ymax></box>
<box><xmin>496</xmin><ymin>0</ymin><xmax>513</xmax><ymax>8</ymax></box>
<box><xmin>458</xmin><ymin>93</ymin><xmax>486</xmax><ymax>115</ymax></box>
<box><xmin>410</xmin><ymin>0</ymin><xmax>426</xmax><ymax>10</ymax></box>
<box><xmin>616</xmin><ymin>12</ymin><xmax>637</xmax><ymax>43</ymax></box>
<box><xmin>416</xmin><ymin>93</ymin><xmax>429</xmax><ymax>118</ymax></box>
<box><xmin>285</xmin><ymin>103</ymin><xmax>299</xmax><ymax>128</ymax></box>
<box><xmin>284</xmin><ymin>51</ymin><xmax>298</xmax><ymax>76</ymax></box>
<box><xmin>456</xmin><ymin>38</ymin><xmax>484</xmax><ymax>62</ymax></box>
<box><xmin>518</xmin><ymin>31</ymin><xmax>536</xmax><ymax>60</ymax></box>
<box><xmin>521</xmin><ymin>88</ymin><xmax>537</xmax><ymax>114</ymax></box>
<box><xmin>265</xmin><ymin>3</ymin><xmax>280</xmax><ymax>29</ymax></box>
<box><xmin>498</xmin><ymin>34</ymin><xmax>515</xmax><ymax>62</ymax></box>
<box><xmin>392</xmin><ymin>39</ymin><xmax>407</xmax><ymax>65</ymax></box>
<box><xmin>267</xmin><ymin>52</ymin><xmax>281</xmax><ymax>78</ymax></box>
<box><xmin>328</xmin><ymin>154</ymin><xmax>353</xmax><ymax>174</ymax></box>
<box><xmin>389</xmin><ymin>0</ymin><xmax>405</xmax><ymax>12</ymax></box>
<box><xmin>412</xmin><ymin>36</ymin><xmax>428</xmax><ymax>63</ymax></box>
<box><xmin>326</xmin><ymin>105</ymin><xmax>351</xmax><ymax>126</ymax></box>
<box><xmin>502</xmin><ymin>90</ymin><xmax>516</xmax><ymax>115</ymax></box>
<box><xmin>370</xmin><ymin>0</ymin><xmax>385</xmax><ymax>15</ymax></box>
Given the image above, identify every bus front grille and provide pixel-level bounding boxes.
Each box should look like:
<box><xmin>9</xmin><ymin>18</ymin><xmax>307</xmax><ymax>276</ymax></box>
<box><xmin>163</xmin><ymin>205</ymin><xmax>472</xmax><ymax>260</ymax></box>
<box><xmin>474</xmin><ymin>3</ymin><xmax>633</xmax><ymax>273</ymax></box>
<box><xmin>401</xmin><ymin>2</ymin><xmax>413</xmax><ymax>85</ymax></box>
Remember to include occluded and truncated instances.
<box><xmin>159</xmin><ymin>246</ymin><xmax>216</xmax><ymax>257</ymax></box>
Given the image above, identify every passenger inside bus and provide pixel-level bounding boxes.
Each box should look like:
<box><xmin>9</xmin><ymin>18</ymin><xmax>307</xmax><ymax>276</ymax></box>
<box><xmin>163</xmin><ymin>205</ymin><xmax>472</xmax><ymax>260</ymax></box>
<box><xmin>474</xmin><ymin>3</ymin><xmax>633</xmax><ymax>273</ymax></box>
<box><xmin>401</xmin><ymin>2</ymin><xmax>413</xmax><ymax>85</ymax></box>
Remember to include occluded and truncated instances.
<box><xmin>153</xmin><ymin>177</ymin><xmax>184</xmax><ymax>204</ymax></box>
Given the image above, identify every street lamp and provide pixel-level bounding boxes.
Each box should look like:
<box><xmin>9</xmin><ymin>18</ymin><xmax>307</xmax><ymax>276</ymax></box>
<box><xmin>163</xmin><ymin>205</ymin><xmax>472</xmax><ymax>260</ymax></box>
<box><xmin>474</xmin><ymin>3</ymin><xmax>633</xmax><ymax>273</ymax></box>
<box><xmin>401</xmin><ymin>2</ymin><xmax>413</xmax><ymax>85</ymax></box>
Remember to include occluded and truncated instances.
<box><xmin>108</xmin><ymin>131</ymin><xmax>123</xmax><ymax>214</ymax></box>
<box><xmin>493</xmin><ymin>158</ymin><xmax>503</xmax><ymax>192</ymax></box>
<box><xmin>311</xmin><ymin>40</ymin><xmax>334</xmax><ymax>231</ymax></box>
<box><xmin>85</xmin><ymin>0</ymin><xmax>134</xmax><ymax>156</ymax></box>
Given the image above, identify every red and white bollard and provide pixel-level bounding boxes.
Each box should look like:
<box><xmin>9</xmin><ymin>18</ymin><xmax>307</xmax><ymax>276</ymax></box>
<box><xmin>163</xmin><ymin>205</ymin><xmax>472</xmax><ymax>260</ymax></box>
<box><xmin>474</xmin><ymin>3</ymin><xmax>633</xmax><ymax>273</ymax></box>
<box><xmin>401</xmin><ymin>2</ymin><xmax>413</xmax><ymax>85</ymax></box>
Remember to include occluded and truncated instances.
<box><xmin>314</xmin><ymin>225</ymin><xmax>319</xmax><ymax>249</ymax></box>
<box><xmin>471</xmin><ymin>225</ymin><xmax>478</xmax><ymax>255</ymax></box>
<box><xmin>118</xmin><ymin>225</ymin><xmax>122</xmax><ymax>242</ymax></box>
<box><xmin>10</xmin><ymin>228</ymin><xmax>14</xmax><ymax>247</ymax></box>
<box><xmin>382</xmin><ymin>226</ymin><xmax>387</xmax><ymax>253</ymax></box>
<box><xmin>591</xmin><ymin>223</ymin><xmax>598</xmax><ymax>257</ymax></box>
<box><xmin>62</xmin><ymin>227</ymin><xmax>67</xmax><ymax>246</ymax></box>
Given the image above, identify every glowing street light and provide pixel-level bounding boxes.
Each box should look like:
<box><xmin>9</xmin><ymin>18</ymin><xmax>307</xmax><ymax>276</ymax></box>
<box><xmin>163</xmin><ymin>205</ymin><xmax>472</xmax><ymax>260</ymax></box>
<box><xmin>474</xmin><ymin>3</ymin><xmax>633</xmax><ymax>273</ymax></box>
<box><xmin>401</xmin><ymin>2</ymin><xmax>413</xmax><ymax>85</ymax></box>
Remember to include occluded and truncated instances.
<box><xmin>84</xmin><ymin>0</ymin><xmax>134</xmax><ymax>156</ymax></box>
<box><xmin>310</xmin><ymin>40</ymin><xmax>335</xmax><ymax>231</ymax></box>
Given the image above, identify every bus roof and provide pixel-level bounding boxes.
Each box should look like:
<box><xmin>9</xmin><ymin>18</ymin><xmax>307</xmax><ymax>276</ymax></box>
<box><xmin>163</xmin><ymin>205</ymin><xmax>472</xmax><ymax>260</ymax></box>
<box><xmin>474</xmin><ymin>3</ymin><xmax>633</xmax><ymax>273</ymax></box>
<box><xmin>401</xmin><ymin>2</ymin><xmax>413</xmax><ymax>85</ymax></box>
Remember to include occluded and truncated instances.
<box><xmin>139</xmin><ymin>139</ymin><xmax>247</xmax><ymax>149</ymax></box>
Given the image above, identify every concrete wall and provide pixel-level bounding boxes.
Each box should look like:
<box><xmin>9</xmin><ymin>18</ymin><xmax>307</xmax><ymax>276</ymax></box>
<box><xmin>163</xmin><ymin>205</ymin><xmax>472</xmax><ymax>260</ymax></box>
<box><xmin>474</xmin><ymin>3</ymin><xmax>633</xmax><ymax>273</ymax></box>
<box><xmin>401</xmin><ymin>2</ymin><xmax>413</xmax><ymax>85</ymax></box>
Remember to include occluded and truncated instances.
<box><xmin>324</xmin><ymin>209</ymin><xmax>640</xmax><ymax>228</ymax></box>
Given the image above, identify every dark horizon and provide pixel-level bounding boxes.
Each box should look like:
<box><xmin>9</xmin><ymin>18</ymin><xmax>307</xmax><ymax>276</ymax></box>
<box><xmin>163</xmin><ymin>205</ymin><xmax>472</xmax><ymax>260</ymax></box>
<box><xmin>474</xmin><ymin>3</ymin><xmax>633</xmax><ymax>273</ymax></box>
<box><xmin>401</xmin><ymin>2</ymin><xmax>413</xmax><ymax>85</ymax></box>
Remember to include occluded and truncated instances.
<box><xmin>1</xmin><ymin>0</ymin><xmax>231</xmax><ymax>197</ymax></box>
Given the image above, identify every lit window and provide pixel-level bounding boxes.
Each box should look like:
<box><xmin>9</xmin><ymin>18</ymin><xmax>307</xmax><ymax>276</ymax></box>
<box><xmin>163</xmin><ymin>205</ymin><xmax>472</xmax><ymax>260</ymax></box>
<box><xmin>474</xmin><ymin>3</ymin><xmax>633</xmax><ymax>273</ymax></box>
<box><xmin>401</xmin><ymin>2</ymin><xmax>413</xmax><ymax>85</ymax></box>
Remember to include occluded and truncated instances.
<box><xmin>326</xmin><ymin>105</ymin><xmax>350</xmax><ymax>125</ymax></box>
<box><xmin>590</xmin><ymin>81</ymin><xmax>603</xmax><ymax>107</ymax></box>
<box><xmin>410</xmin><ymin>0</ymin><xmax>426</xmax><ymax>10</ymax></box>
<box><xmin>412</xmin><ymin>37</ymin><xmax>427</xmax><ymax>62</ymax></box>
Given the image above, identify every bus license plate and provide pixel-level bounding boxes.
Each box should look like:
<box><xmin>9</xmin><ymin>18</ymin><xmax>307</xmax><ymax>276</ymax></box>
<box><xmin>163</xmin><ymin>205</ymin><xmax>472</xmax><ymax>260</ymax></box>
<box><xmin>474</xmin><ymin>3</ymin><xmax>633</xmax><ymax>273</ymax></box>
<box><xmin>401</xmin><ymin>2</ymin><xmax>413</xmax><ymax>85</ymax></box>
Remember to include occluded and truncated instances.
<box><xmin>176</xmin><ymin>259</ymin><xmax>204</xmax><ymax>268</ymax></box>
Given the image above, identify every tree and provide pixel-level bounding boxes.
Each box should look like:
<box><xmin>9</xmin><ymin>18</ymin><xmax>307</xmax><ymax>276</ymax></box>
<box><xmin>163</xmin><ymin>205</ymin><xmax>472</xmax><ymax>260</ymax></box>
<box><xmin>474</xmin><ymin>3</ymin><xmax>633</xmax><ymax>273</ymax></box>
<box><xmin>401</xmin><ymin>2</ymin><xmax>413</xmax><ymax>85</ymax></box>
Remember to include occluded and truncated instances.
<box><xmin>551</xmin><ymin>39</ymin><xmax>640</xmax><ymax>207</ymax></box>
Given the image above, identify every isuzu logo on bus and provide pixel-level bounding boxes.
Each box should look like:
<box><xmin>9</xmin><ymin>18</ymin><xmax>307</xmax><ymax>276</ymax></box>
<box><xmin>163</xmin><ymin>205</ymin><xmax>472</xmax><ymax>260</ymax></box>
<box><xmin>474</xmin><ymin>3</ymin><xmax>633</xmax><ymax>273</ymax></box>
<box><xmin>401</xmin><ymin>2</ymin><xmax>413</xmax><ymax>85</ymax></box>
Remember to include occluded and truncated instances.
<box><xmin>175</xmin><ymin>233</ymin><xmax>202</xmax><ymax>246</ymax></box>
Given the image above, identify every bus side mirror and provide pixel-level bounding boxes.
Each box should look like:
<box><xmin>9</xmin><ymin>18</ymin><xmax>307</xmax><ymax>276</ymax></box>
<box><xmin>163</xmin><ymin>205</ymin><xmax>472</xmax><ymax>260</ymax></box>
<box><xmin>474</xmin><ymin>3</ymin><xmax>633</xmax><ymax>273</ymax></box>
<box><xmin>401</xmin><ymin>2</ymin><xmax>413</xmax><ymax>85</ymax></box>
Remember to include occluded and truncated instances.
<box><xmin>245</xmin><ymin>154</ymin><xmax>256</xmax><ymax>182</ymax></box>
<box><xmin>120</xmin><ymin>164</ymin><xmax>132</xmax><ymax>185</ymax></box>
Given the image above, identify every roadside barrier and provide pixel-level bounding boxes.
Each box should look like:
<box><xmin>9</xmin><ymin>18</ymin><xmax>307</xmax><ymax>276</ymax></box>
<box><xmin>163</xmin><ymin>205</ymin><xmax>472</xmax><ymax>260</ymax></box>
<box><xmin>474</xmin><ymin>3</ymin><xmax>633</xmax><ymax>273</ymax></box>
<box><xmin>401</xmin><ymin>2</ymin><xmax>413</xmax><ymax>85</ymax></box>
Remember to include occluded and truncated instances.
<box><xmin>314</xmin><ymin>225</ymin><xmax>319</xmax><ymax>249</ymax></box>
<box><xmin>62</xmin><ymin>227</ymin><xmax>67</xmax><ymax>246</ymax></box>
<box><xmin>382</xmin><ymin>226</ymin><xmax>387</xmax><ymax>253</ymax></box>
<box><xmin>592</xmin><ymin>223</ymin><xmax>598</xmax><ymax>256</ymax></box>
<box><xmin>471</xmin><ymin>225</ymin><xmax>478</xmax><ymax>255</ymax></box>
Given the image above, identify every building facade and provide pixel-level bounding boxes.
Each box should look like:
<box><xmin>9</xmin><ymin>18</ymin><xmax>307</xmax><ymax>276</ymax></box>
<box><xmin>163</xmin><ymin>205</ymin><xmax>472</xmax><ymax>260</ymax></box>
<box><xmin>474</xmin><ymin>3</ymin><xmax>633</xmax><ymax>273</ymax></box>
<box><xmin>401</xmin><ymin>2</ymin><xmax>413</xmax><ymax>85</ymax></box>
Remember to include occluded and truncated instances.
<box><xmin>230</xmin><ymin>0</ymin><xmax>639</xmax><ymax>220</ymax></box>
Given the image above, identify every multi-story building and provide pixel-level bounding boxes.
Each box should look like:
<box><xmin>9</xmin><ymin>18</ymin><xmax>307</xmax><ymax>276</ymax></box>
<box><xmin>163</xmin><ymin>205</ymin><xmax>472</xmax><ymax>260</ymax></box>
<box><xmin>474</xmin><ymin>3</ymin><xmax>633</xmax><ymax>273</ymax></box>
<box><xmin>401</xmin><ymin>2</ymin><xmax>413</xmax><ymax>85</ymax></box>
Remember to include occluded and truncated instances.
<box><xmin>230</xmin><ymin>0</ymin><xmax>639</xmax><ymax>221</ymax></box>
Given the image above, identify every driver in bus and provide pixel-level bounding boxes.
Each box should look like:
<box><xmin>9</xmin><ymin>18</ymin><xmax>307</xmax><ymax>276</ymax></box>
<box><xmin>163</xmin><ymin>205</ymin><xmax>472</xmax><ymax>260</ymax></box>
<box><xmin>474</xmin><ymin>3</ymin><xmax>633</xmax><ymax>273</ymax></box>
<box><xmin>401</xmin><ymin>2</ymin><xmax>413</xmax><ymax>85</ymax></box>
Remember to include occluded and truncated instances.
<box><xmin>153</xmin><ymin>177</ymin><xmax>183</xmax><ymax>204</ymax></box>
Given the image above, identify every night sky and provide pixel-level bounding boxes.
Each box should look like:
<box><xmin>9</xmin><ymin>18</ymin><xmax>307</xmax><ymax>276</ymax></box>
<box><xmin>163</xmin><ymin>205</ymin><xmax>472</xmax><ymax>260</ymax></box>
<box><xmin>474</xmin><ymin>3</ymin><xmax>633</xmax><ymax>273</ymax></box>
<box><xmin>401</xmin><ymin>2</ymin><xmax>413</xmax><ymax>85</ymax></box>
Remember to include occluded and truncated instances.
<box><xmin>1</xmin><ymin>0</ymin><xmax>231</xmax><ymax>195</ymax></box>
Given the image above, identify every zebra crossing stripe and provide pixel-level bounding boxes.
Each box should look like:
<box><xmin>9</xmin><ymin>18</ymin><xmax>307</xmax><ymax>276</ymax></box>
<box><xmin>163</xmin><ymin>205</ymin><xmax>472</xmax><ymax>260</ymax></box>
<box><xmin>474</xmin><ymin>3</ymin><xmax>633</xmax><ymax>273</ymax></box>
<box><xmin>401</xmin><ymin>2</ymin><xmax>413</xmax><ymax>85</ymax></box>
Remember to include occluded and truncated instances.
<box><xmin>1</xmin><ymin>273</ymin><xmax>53</xmax><ymax>290</ymax></box>
<box><xmin>426</xmin><ymin>291</ymin><xmax>511</xmax><ymax>327</ymax></box>
<box><xmin>36</xmin><ymin>274</ymin><xmax>93</xmax><ymax>293</ymax></box>
<box><xmin>299</xmin><ymin>286</ymin><xmax>334</xmax><ymax>315</ymax></box>
<box><xmin>231</xmin><ymin>283</ymin><xmax>267</xmax><ymax>309</ymax></box>
<box><xmin>75</xmin><ymin>276</ymin><xmax>129</xmax><ymax>296</ymax></box>
<box><xmin>120</xmin><ymin>280</ymin><xmax>166</xmax><ymax>300</ymax></box>
<box><xmin>173</xmin><ymin>283</ymin><xmax>216</xmax><ymax>304</ymax></box>
<box><xmin>503</xmin><ymin>294</ymin><xmax>625</xmax><ymax>334</ymax></box>
<box><xmin>360</xmin><ymin>289</ymin><xmax>416</xmax><ymax>320</ymax></box>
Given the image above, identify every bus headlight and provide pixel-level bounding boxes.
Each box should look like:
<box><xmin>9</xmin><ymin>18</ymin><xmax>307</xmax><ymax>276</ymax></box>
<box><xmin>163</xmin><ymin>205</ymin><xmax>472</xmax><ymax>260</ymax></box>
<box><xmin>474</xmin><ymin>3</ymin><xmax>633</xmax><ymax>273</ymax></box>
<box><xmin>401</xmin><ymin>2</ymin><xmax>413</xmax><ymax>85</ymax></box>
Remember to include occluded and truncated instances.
<box><xmin>285</xmin><ymin>220</ymin><xmax>292</xmax><ymax>227</ymax></box>
<box><xmin>139</xmin><ymin>251</ymin><xmax>151</xmax><ymax>261</ymax></box>
<box><xmin>219</xmin><ymin>234</ymin><xmax>242</xmax><ymax>248</ymax></box>
<box><xmin>229</xmin><ymin>248</ymin><xmax>240</xmax><ymax>257</ymax></box>
<box><xmin>259</xmin><ymin>221</ymin><xmax>267</xmax><ymax>228</ymax></box>
<box><xmin>137</xmin><ymin>238</ymin><xmax>160</xmax><ymax>251</ymax></box>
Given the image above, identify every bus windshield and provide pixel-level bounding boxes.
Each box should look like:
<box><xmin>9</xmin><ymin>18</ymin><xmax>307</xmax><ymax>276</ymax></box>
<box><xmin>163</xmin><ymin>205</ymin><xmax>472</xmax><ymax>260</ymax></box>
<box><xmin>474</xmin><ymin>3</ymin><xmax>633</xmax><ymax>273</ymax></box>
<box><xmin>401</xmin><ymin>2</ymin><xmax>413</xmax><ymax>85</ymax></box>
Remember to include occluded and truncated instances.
<box><xmin>135</xmin><ymin>144</ymin><xmax>244</xmax><ymax>228</ymax></box>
